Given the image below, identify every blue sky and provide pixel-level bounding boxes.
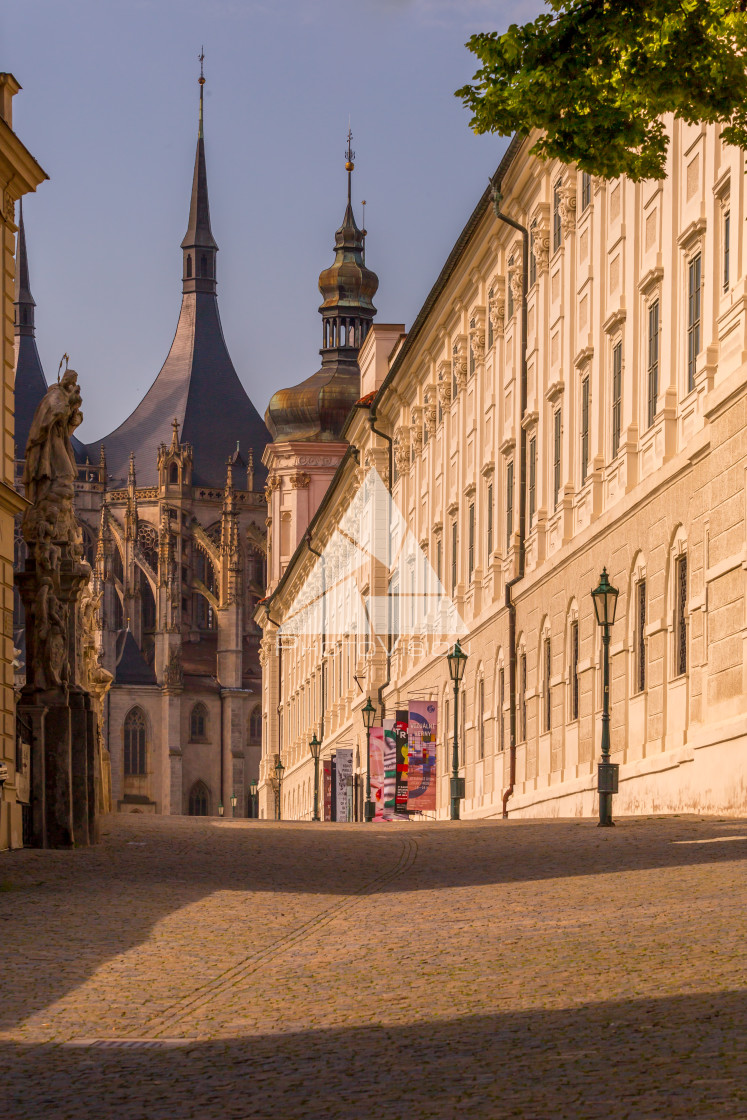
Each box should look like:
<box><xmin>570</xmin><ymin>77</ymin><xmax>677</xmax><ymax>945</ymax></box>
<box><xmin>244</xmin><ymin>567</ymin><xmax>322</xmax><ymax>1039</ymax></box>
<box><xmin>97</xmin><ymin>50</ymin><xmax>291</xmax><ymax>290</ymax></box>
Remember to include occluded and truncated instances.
<box><xmin>3</xmin><ymin>0</ymin><xmax>539</xmax><ymax>442</ymax></box>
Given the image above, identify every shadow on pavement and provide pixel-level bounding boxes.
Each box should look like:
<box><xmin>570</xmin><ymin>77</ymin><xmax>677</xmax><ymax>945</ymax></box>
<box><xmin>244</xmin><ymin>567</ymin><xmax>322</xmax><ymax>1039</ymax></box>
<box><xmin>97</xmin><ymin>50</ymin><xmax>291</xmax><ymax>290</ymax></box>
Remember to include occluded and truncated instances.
<box><xmin>1</xmin><ymin>989</ymin><xmax>745</xmax><ymax>1119</ymax></box>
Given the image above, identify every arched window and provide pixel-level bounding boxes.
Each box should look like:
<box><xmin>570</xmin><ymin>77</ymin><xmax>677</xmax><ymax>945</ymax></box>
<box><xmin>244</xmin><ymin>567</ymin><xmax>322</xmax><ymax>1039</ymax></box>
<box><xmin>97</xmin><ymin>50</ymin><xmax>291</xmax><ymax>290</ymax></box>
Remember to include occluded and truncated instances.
<box><xmin>169</xmin><ymin>462</ymin><xmax>179</xmax><ymax>485</ymax></box>
<box><xmin>188</xmin><ymin>781</ymin><xmax>209</xmax><ymax>816</ymax></box>
<box><xmin>186</xmin><ymin>254</ymin><xmax>192</xmax><ymax>278</ymax></box>
<box><xmin>201</xmin><ymin>254</ymin><xmax>207</xmax><ymax>277</ymax></box>
<box><xmin>124</xmin><ymin>707</ymin><xmax>147</xmax><ymax>775</ymax></box>
<box><xmin>190</xmin><ymin>702</ymin><xmax>208</xmax><ymax>742</ymax></box>
<box><xmin>249</xmin><ymin>705</ymin><xmax>262</xmax><ymax>744</ymax></box>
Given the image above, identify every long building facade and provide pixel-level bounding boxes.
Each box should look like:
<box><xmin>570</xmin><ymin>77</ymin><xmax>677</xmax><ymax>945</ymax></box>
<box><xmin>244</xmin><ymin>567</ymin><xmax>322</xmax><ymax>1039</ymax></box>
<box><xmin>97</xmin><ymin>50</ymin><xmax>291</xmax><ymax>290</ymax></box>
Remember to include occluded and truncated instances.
<box><xmin>258</xmin><ymin>120</ymin><xmax>747</xmax><ymax>821</ymax></box>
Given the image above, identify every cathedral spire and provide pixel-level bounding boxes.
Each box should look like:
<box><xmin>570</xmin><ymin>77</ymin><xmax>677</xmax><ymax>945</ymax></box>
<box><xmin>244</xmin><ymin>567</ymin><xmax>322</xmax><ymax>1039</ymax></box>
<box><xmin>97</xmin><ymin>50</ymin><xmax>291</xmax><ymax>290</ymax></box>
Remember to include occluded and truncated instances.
<box><xmin>181</xmin><ymin>50</ymin><xmax>217</xmax><ymax>294</ymax></box>
<box><xmin>14</xmin><ymin>200</ymin><xmax>35</xmax><ymax>337</ymax></box>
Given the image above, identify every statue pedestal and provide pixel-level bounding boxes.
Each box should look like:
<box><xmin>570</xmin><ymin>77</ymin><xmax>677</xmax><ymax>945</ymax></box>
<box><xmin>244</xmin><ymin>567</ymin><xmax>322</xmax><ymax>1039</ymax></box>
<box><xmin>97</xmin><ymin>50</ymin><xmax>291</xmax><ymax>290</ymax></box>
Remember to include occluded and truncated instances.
<box><xmin>17</xmin><ymin>557</ymin><xmax>97</xmax><ymax>848</ymax></box>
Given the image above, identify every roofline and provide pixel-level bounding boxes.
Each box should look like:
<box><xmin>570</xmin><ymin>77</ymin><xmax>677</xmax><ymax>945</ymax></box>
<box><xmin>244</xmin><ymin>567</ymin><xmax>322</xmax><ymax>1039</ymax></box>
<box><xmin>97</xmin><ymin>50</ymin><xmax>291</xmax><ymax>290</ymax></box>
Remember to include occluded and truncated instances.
<box><xmin>371</xmin><ymin>132</ymin><xmax>525</xmax><ymax>417</ymax></box>
<box><xmin>258</xmin><ymin>133</ymin><xmax>527</xmax><ymax>618</ymax></box>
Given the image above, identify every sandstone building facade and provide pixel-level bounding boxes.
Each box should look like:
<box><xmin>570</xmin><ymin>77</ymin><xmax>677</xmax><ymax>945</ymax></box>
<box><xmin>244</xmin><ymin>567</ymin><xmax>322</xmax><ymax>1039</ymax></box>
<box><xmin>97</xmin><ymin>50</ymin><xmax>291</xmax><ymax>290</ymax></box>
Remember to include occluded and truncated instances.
<box><xmin>258</xmin><ymin>121</ymin><xmax>747</xmax><ymax>821</ymax></box>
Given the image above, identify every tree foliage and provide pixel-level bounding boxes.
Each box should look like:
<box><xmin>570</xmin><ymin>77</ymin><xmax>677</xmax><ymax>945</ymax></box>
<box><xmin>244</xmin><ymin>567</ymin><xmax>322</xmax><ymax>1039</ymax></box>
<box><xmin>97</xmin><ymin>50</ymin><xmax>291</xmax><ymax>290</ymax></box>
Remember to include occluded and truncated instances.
<box><xmin>456</xmin><ymin>0</ymin><xmax>747</xmax><ymax>181</ymax></box>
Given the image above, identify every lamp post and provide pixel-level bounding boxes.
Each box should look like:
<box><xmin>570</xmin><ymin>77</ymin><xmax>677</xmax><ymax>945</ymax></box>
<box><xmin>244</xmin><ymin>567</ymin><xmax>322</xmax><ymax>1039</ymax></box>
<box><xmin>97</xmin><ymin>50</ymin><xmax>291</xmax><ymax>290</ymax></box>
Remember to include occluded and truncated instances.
<box><xmin>230</xmin><ymin>792</ymin><xmax>237</xmax><ymax>818</ymax></box>
<box><xmin>309</xmin><ymin>733</ymin><xmax>322</xmax><ymax>821</ymax></box>
<box><xmin>592</xmin><ymin>567</ymin><xmax>620</xmax><ymax>827</ymax></box>
<box><xmin>274</xmin><ymin>755</ymin><xmax>285</xmax><ymax>821</ymax></box>
<box><xmin>249</xmin><ymin>779</ymin><xmax>258</xmax><ymax>819</ymax></box>
<box><xmin>218</xmin><ymin>800</ymin><xmax>224</xmax><ymax>818</ymax></box>
<box><xmin>447</xmin><ymin>640</ymin><xmax>468</xmax><ymax>821</ymax></box>
<box><xmin>361</xmin><ymin>697</ymin><xmax>376</xmax><ymax>822</ymax></box>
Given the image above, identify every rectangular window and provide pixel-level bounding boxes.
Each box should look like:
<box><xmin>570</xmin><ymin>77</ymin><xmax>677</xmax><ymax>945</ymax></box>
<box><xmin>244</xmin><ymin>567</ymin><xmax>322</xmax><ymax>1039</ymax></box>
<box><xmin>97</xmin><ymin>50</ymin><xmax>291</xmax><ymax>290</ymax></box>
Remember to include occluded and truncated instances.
<box><xmin>451</xmin><ymin>519</ymin><xmax>458</xmax><ymax>595</ymax></box>
<box><xmin>553</xmin><ymin>409</ymin><xmax>561</xmax><ymax>509</ymax></box>
<box><xmin>436</xmin><ymin>536</ymin><xmax>442</xmax><ymax>586</ymax></box>
<box><xmin>452</xmin><ymin>347</ymin><xmax>459</xmax><ymax>400</ymax></box>
<box><xmin>581</xmin><ymin>172</ymin><xmax>591</xmax><ymax>212</ymax></box>
<box><xmin>460</xmin><ymin>690</ymin><xmax>466</xmax><ymax>766</ymax></box>
<box><xmin>636</xmin><ymin>579</ymin><xmax>647</xmax><ymax>693</ymax></box>
<box><xmin>647</xmin><ymin>300</ymin><xmax>659</xmax><ymax>429</ymax></box>
<box><xmin>611</xmin><ymin>340</ymin><xmax>622</xmax><ymax>458</ymax></box>
<box><xmin>675</xmin><ymin>554</ymin><xmax>688</xmax><ymax>677</ymax></box>
<box><xmin>469</xmin><ymin>319</ymin><xmax>476</xmax><ymax>376</ymax></box>
<box><xmin>488</xmin><ymin>289</ymin><xmax>494</xmax><ymax>349</ymax></box>
<box><xmin>723</xmin><ymin>210</ymin><xmax>730</xmax><ymax>293</ymax></box>
<box><xmin>529</xmin><ymin>221</ymin><xmax>537</xmax><ymax>288</ymax></box>
<box><xmin>438</xmin><ymin>399</ymin><xmax>443</xmax><ymax>424</ymax></box>
<box><xmin>487</xmin><ymin>483</ymin><xmax>493</xmax><ymax>558</ymax></box>
<box><xmin>478</xmin><ymin>678</ymin><xmax>485</xmax><ymax>760</ymax></box>
<box><xmin>570</xmin><ymin>619</ymin><xmax>579</xmax><ymax>721</ymax></box>
<box><xmin>687</xmin><ymin>253</ymin><xmax>701</xmax><ymax>392</ymax></box>
<box><xmin>507</xmin><ymin>255</ymin><xmax>515</xmax><ymax>319</ymax></box>
<box><xmin>423</xmin><ymin>420</ymin><xmax>428</xmax><ymax>446</ymax></box>
<box><xmin>498</xmin><ymin>667</ymin><xmax>505</xmax><ymax>752</ymax></box>
<box><xmin>553</xmin><ymin>179</ymin><xmax>562</xmax><ymax>252</ymax></box>
<box><xmin>506</xmin><ymin>460</ymin><xmax>514</xmax><ymax>541</ymax></box>
<box><xmin>528</xmin><ymin>436</ymin><xmax>536</xmax><ymax>527</ymax></box>
<box><xmin>468</xmin><ymin>502</ymin><xmax>475</xmax><ymax>582</ymax></box>
<box><xmin>543</xmin><ymin>635</ymin><xmax>552</xmax><ymax>734</ymax></box>
<box><xmin>581</xmin><ymin>375</ymin><xmax>590</xmax><ymax>485</ymax></box>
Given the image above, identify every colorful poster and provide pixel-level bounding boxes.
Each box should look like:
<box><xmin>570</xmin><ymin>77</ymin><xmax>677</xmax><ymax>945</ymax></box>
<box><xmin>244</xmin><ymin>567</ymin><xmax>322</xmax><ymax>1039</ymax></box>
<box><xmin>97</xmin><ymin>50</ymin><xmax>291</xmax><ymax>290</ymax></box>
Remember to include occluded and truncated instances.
<box><xmin>336</xmin><ymin>748</ymin><xmax>353</xmax><ymax>821</ymax></box>
<box><xmin>323</xmin><ymin>759</ymin><xmax>332</xmax><ymax>821</ymax></box>
<box><xmin>369</xmin><ymin>727</ymin><xmax>386</xmax><ymax>820</ymax></box>
<box><xmin>394</xmin><ymin>710</ymin><xmax>410</xmax><ymax>818</ymax></box>
<box><xmin>382</xmin><ymin>718</ymin><xmax>397</xmax><ymax>820</ymax></box>
<box><xmin>407</xmin><ymin>700</ymin><xmax>438</xmax><ymax>812</ymax></box>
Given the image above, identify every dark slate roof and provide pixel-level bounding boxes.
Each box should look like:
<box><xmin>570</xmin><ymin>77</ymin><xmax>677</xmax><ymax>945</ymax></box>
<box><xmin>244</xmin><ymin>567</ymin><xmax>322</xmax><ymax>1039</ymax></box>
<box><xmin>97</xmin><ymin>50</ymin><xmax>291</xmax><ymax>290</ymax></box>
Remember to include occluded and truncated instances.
<box><xmin>87</xmin><ymin>83</ymin><xmax>269</xmax><ymax>489</ymax></box>
<box><xmin>114</xmin><ymin>629</ymin><xmax>157</xmax><ymax>686</ymax></box>
<box><xmin>89</xmin><ymin>291</ymin><xmax>270</xmax><ymax>487</ymax></box>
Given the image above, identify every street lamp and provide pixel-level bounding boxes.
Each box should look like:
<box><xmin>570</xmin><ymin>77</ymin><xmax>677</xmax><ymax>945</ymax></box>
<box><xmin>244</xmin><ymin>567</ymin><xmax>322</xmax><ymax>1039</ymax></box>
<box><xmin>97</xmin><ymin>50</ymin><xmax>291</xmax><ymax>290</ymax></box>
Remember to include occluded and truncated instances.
<box><xmin>230</xmin><ymin>792</ymin><xmax>237</xmax><ymax>818</ymax></box>
<box><xmin>218</xmin><ymin>800</ymin><xmax>224</xmax><ymax>817</ymax></box>
<box><xmin>249</xmin><ymin>779</ymin><xmax>258</xmax><ymax>819</ymax></box>
<box><xmin>592</xmin><ymin>567</ymin><xmax>620</xmax><ymax>827</ymax></box>
<box><xmin>309</xmin><ymin>733</ymin><xmax>322</xmax><ymax>822</ymax></box>
<box><xmin>361</xmin><ymin>697</ymin><xmax>377</xmax><ymax>822</ymax></box>
<box><xmin>275</xmin><ymin>755</ymin><xmax>285</xmax><ymax>821</ymax></box>
<box><xmin>447</xmin><ymin>640</ymin><xmax>468</xmax><ymax>821</ymax></box>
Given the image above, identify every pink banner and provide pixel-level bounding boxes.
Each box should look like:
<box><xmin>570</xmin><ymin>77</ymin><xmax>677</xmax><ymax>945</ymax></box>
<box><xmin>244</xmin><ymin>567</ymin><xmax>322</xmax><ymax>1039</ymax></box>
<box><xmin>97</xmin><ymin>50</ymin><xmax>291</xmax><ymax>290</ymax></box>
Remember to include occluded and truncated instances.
<box><xmin>369</xmin><ymin>727</ymin><xmax>386</xmax><ymax>821</ymax></box>
<box><xmin>407</xmin><ymin>701</ymin><xmax>438</xmax><ymax>812</ymax></box>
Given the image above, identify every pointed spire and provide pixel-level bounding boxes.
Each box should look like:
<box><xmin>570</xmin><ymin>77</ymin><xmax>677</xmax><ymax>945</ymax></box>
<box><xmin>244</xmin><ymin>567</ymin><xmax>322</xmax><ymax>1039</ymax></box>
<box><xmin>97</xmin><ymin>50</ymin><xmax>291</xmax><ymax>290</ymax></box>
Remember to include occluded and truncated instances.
<box><xmin>181</xmin><ymin>50</ymin><xmax>218</xmax><ymax>295</ymax></box>
<box><xmin>171</xmin><ymin>417</ymin><xmax>181</xmax><ymax>450</ymax></box>
<box><xmin>14</xmin><ymin>200</ymin><xmax>36</xmax><ymax>337</ymax></box>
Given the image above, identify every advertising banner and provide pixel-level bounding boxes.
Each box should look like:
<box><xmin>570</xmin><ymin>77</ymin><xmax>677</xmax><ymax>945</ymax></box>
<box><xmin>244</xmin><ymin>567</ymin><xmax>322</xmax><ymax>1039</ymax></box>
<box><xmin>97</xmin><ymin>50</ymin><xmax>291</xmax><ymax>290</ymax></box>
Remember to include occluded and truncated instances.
<box><xmin>394</xmin><ymin>710</ymin><xmax>410</xmax><ymax>818</ymax></box>
<box><xmin>336</xmin><ymin>748</ymin><xmax>354</xmax><ymax>821</ymax></box>
<box><xmin>382</xmin><ymin>718</ymin><xmax>397</xmax><ymax>820</ymax></box>
<box><xmin>323</xmin><ymin>759</ymin><xmax>332</xmax><ymax>821</ymax></box>
<box><xmin>369</xmin><ymin>727</ymin><xmax>386</xmax><ymax>820</ymax></box>
<box><xmin>407</xmin><ymin>700</ymin><xmax>438</xmax><ymax>813</ymax></box>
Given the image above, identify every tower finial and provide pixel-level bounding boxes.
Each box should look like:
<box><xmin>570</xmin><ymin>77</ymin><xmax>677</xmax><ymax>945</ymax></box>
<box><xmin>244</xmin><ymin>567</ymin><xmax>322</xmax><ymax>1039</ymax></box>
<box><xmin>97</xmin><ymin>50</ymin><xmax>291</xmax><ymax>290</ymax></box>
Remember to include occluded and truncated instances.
<box><xmin>345</xmin><ymin>126</ymin><xmax>355</xmax><ymax>206</ymax></box>
<box><xmin>198</xmin><ymin>47</ymin><xmax>205</xmax><ymax>139</ymax></box>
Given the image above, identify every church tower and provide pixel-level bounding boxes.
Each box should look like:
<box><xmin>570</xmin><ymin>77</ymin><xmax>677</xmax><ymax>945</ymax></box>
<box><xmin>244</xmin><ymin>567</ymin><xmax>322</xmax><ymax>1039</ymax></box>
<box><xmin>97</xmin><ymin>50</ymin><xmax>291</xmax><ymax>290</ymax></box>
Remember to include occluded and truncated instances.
<box><xmin>263</xmin><ymin>133</ymin><xmax>379</xmax><ymax>590</ymax></box>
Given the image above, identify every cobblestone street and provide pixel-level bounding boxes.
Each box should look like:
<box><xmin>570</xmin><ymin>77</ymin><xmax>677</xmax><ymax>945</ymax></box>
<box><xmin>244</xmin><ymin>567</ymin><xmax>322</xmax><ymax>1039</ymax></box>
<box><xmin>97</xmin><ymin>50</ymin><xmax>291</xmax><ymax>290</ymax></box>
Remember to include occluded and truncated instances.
<box><xmin>0</xmin><ymin>814</ymin><xmax>745</xmax><ymax>1119</ymax></box>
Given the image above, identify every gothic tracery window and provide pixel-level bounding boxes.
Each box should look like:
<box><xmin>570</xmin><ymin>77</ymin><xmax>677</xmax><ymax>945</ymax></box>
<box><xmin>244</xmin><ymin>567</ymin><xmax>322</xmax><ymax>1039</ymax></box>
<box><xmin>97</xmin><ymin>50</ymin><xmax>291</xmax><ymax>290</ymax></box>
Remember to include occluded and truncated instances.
<box><xmin>124</xmin><ymin>707</ymin><xmax>147</xmax><ymax>775</ymax></box>
<box><xmin>190</xmin><ymin>702</ymin><xmax>208</xmax><ymax>742</ymax></box>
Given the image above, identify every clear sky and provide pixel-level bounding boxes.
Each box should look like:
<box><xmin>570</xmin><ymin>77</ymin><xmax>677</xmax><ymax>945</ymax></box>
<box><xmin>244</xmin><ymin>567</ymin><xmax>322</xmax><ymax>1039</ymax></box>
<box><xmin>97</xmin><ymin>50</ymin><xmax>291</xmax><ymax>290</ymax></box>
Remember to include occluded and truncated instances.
<box><xmin>3</xmin><ymin>0</ymin><xmax>539</xmax><ymax>443</ymax></box>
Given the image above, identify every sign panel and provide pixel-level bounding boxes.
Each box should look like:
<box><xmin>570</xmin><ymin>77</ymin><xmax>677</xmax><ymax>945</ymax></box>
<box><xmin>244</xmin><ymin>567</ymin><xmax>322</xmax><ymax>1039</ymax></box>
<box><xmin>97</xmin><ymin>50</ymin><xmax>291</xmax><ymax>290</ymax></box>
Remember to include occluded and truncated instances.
<box><xmin>382</xmin><ymin>718</ymin><xmax>397</xmax><ymax>820</ymax></box>
<box><xmin>407</xmin><ymin>701</ymin><xmax>438</xmax><ymax>813</ymax></box>
<box><xmin>336</xmin><ymin>748</ymin><xmax>354</xmax><ymax>821</ymax></box>
<box><xmin>323</xmin><ymin>759</ymin><xmax>333</xmax><ymax>822</ymax></box>
<box><xmin>394</xmin><ymin>710</ymin><xmax>410</xmax><ymax>818</ymax></box>
<box><xmin>369</xmin><ymin>727</ymin><xmax>386</xmax><ymax>820</ymax></box>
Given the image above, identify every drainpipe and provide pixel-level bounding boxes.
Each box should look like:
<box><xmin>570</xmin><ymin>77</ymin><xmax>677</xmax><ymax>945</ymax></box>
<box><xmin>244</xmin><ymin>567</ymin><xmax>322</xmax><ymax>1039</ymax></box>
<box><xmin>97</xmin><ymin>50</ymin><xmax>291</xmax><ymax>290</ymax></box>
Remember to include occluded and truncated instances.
<box><xmin>368</xmin><ymin>410</ymin><xmax>393</xmax><ymax>719</ymax></box>
<box><xmin>305</xmin><ymin>532</ymin><xmax>327</xmax><ymax>741</ymax></box>
<box><xmin>492</xmin><ymin>186</ymin><xmax>528</xmax><ymax>819</ymax></box>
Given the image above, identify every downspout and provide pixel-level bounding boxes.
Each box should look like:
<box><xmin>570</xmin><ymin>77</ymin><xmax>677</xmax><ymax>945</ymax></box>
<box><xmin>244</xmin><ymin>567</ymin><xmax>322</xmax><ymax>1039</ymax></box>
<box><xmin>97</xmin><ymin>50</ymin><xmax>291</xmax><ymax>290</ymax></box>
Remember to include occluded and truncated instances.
<box><xmin>492</xmin><ymin>186</ymin><xmax>528</xmax><ymax>819</ymax></box>
<box><xmin>369</xmin><ymin>410</ymin><xmax>393</xmax><ymax>720</ymax></box>
<box><xmin>305</xmin><ymin>532</ymin><xmax>326</xmax><ymax>742</ymax></box>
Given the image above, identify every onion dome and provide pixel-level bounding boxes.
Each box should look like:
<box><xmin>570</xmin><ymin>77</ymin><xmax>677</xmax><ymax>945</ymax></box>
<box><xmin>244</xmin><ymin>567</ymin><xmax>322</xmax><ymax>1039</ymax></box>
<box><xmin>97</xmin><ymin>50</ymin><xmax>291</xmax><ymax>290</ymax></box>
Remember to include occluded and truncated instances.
<box><xmin>266</xmin><ymin>131</ymin><xmax>378</xmax><ymax>442</ymax></box>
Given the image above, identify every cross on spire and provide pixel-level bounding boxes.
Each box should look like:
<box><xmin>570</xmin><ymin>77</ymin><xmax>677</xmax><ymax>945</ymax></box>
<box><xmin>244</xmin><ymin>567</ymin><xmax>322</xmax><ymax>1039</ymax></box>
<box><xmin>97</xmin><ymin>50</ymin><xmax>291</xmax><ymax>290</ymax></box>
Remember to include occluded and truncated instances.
<box><xmin>345</xmin><ymin>127</ymin><xmax>355</xmax><ymax>205</ymax></box>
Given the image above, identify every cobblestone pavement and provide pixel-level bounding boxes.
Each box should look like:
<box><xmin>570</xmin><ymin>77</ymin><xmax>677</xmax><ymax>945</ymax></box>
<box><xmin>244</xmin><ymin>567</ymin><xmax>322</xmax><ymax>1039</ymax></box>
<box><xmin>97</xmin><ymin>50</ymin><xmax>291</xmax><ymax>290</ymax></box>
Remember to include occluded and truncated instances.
<box><xmin>0</xmin><ymin>813</ymin><xmax>745</xmax><ymax>1119</ymax></box>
